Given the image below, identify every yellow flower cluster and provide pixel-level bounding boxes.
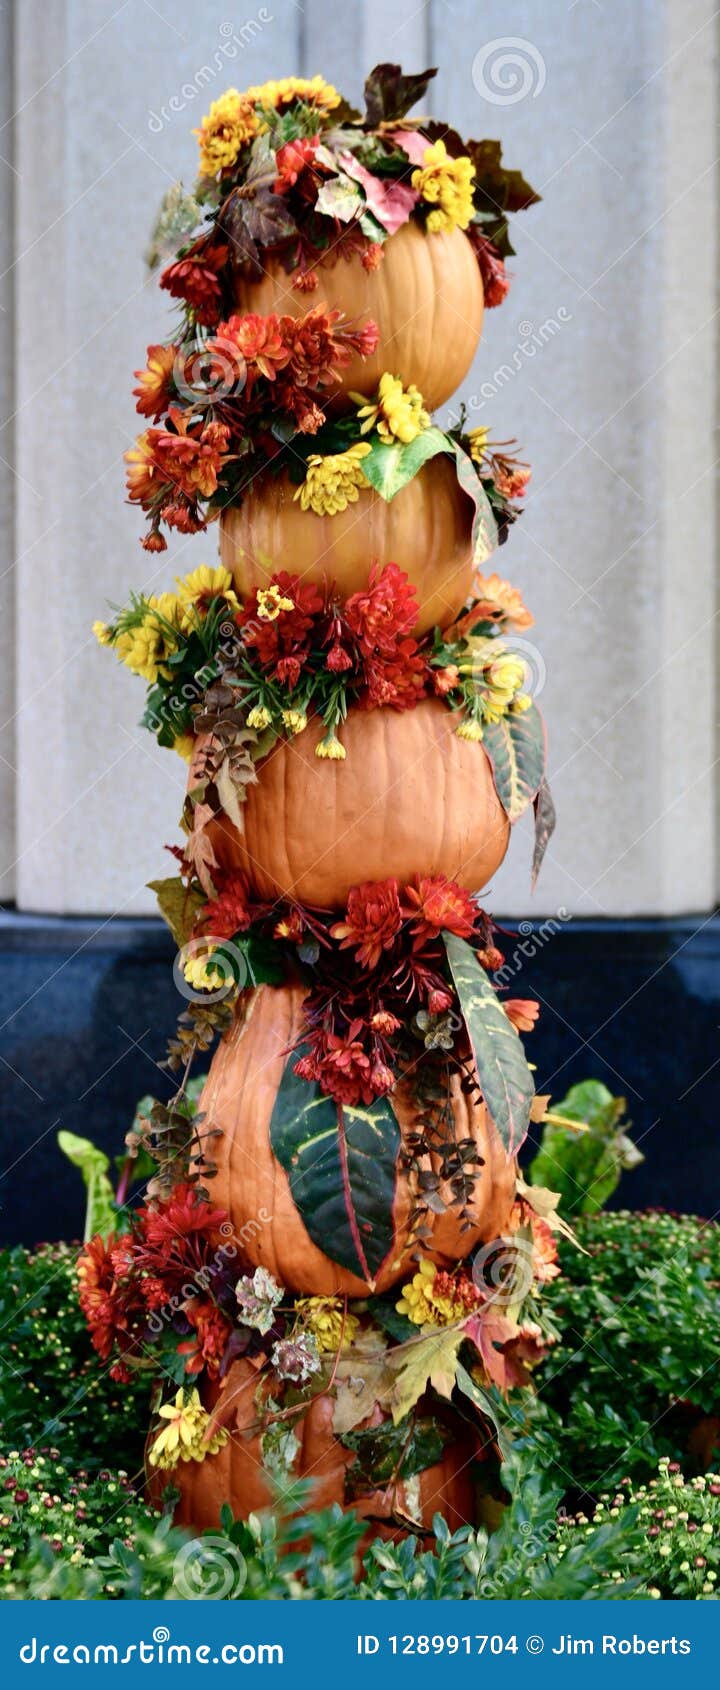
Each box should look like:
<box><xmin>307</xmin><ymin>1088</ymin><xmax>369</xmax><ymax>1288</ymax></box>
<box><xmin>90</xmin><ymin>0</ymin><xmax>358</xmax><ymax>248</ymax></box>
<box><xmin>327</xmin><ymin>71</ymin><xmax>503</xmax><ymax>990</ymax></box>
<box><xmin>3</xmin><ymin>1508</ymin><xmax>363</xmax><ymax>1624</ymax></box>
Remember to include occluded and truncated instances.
<box><xmin>355</xmin><ymin>373</ymin><xmax>430</xmax><ymax>446</ymax></box>
<box><xmin>294</xmin><ymin>442</ymin><xmax>370</xmax><ymax>516</ymax></box>
<box><xmin>183</xmin><ymin>950</ymin><xmax>227</xmax><ymax>994</ymax></box>
<box><xmin>466</xmin><ymin>426</ymin><xmax>489</xmax><ymax>464</ymax></box>
<box><xmin>454</xmin><ymin>638</ymin><xmax>532</xmax><ymax>738</ymax></box>
<box><xmin>195</xmin><ymin>76</ymin><xmax>340</xmax><ymax>177</ymax></box>
<box><xmin>112</xmin><ymin>593</ymin><xmax>181</xmax><ymax>685</ymax></box>
<box><xmin>148</xmin><ymin>1388</ymin><xmax>229</xmax><ymax>1471</ymax></box>
<box><xmin>396</xmin><ymin>1260</ymin><xmax>468</xmax><ymax>1329</ymax></box>
<box><xmin>411</xmin><ymin>139</ymin><xmax>476</xmax><ymax>235</ymax></box>
<box><xmin>294</xmin><ymin>1296</ymin><xmax>360</xmax><ymax>1353</ymax></box>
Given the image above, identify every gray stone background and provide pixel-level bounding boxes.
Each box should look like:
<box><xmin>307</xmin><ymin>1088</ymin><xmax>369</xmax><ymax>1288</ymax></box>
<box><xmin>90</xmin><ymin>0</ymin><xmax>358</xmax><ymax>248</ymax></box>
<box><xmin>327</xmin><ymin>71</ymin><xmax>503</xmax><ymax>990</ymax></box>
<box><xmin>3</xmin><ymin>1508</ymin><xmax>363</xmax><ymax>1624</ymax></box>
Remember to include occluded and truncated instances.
<box><xmin>0</xmin><ymin>0</ymin><xmax>717</xmax><ymax>920</ymax></box>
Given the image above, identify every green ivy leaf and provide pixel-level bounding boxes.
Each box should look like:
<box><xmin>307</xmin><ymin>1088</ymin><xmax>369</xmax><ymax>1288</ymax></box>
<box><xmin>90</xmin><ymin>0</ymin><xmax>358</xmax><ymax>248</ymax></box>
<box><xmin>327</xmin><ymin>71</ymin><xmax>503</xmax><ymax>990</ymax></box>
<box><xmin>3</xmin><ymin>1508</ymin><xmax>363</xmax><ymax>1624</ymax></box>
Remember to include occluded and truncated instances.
<box><xmin>269</xmin><ymin>1056</ymin><xmax>400</xmax><ymax>1285</ymax></box>
<box><xmin>360</xmin><ymin>426</ymin><xmax>449</xmax><ymax>502</ymax></box>
<box><xmin>481</xmin><ymin>703</ymin><xmax>546</xmax><ymax>823</ymax></box>
<box><xmin>443</xmin><ymin>932</ymin><xmax>534</xmax><ymax>1157</ymax></box>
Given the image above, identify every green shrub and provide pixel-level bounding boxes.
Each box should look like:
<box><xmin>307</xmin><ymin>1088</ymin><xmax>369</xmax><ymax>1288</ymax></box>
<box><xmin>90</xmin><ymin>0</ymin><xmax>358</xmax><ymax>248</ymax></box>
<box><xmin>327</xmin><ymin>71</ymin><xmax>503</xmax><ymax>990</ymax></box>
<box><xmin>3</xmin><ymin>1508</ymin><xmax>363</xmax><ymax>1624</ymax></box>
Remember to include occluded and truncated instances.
<box><xmin>0</xmin><ymin>1243</ymin><xmax>150</xmax><ymax>1472</ymax></box>
<box><xmin>559</xmin><ymin>1460</ymin><xmax>720</xmax><ymax>1599</ymax></box>
<box><xmin>538</xmin><ymin>1210</ymin><xmax>720</xmax><ymax>1494</ymax></box>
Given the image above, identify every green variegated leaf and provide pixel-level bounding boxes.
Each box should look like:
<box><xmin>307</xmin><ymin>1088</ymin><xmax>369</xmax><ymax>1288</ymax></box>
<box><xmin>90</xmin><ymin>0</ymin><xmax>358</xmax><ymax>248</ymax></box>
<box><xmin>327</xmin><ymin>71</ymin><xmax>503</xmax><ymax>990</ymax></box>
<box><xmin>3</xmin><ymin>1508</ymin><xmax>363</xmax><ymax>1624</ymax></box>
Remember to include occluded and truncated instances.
<box><xmin>269</xmin><ymin>1055</ymin><xmax>400</xmax><ymax>1285</ymax></box>
<box><xmin>532</xmin><ymin>775</ymin><xmax>556</xmax><ymax>888</ymax></box>
<box><xmin>451</xmin><ymin>443</ymin><xmax>499</xmax><ymax>564</ymax></box>
<box><xmin>360</xmin><ymin>426</ymin><xmax>449</xmax><ymax>502</ymax></box>
<box><xmin>481</xmin><ymin>703</ymin><xmax>546</xmax><ymax>823</ymax></box>
<box><xmin>443</xmin><ymin>932</ymin><xmax>534</xmax><ymax>1157</ymax></box>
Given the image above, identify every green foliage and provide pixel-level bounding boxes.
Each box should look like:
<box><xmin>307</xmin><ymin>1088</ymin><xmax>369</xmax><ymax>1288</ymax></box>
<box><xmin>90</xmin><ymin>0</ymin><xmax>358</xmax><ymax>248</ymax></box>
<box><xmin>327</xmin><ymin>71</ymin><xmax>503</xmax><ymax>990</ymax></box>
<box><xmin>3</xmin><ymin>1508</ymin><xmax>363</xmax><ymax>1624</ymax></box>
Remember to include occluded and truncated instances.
<box><xmin>482</xmin><ymin>705</ymin><xmax>546</xmax><ymax>824</ymax></box>
<box><xmin>0</xmin><ymin>1243</ymin><xmax>150</xmax><ymax>1472</ymax></box>
<box><xmin>559</xmin><ymin>1461</ymin><xmax>720</xmax><ymax>1600</ymax></box>
<box><xmin>56</xmin><ymin>1132</ymin><xmax>117</xmax><ymax>1242</ymax></box>
<box><xmin>443</xmin><ymin>931</ymin><xmax>534</xmax><ymax>1154</ymax></box>
<box><xmin>538</xmin><ymin>1210</ymin><xmax>720</xmax><ymax>1492</ymax></box>
<box><xmin>360</xmin><ymin>427</ymin><xmax>449</xmax><ymax>501</ymax></box>
<box><xmin>528</xmin><ymin>1080</ymin><xmax>642</xmax><ymax>1214</ymax></box>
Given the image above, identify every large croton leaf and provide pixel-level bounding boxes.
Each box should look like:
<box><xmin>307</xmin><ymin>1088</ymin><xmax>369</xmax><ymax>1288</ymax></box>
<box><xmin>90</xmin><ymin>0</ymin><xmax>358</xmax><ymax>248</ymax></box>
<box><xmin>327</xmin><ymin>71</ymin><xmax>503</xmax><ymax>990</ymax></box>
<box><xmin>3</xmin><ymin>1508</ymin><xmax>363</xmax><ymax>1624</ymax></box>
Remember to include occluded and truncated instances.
<box><xmin>452</xmin><ymin>442</ymin><xmax>499</xmax><ymax>564</ymax></box>
<box><xmin>532</xmin><ymin>775</ymin><xmax>557</xmax><ymax>888</ymax></box>
<box><xmin>360</xmin><ymin>426</ymin><xmax>449</xmax><ymax>502</ymax></box>
<box><xmin>443</xmin><ymin>932</ymin><xmax>535</xmax><ymax>1158</ymax></box>
<box><xmin>363</xmin><ymin>63</ymin><xmax>437</xmax><ymax>128</ymax></box>
<box><xmin>269</xmin><ymin>1054</ymin><xmax>400</xmax><ymax>1285</ymax></box>
<box><xmin>481</xmin><ymin>700</ymin><xmax>546</xmax><ymax>824</ymax></box>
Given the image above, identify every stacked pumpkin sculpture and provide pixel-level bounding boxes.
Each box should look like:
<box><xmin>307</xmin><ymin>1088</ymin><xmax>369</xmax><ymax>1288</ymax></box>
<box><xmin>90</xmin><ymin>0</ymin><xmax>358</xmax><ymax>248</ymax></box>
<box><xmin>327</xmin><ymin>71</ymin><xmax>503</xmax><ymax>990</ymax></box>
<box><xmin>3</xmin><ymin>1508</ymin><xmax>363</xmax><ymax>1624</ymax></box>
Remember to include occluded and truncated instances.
<box><xmin>85</xmin><ymin>66</ymin><xmax>560</xmax><ymax>1545</ymax></box>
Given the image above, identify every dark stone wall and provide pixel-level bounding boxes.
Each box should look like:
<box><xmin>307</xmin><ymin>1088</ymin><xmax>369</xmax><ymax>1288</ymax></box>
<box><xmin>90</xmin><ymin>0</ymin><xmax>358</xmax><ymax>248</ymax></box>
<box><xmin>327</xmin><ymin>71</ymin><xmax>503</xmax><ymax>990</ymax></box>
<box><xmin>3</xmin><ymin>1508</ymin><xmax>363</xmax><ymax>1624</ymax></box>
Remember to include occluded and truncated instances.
<box><xmin>0</xmin><ymin>910</ymin><xmax>718</xmax><ymax>1246</ymax></box>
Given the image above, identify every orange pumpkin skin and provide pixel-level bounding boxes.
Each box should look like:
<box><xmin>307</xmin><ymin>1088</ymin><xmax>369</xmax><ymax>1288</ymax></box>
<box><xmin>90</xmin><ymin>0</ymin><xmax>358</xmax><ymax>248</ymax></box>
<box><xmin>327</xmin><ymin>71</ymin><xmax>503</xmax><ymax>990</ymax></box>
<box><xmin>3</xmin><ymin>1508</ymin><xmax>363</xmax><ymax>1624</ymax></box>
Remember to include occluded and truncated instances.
<box><xmin>219</xmin><ymin>454</ymin><xmax>475</xmax><ymax>639</ymax></box>
<box><xmin>232</xmin><ymin>221</ymin><xmax>484</xmax><ymax>410</ymax></box>
<box><xmin>147</xmin><ymin>1359</ymin><xmax>478</xmax><ymax>1538</ymax></box>
<box><xmin>198</xmin><ymin>698</ymin><xmax>510</xmax><ymax>907</ymax></box>
<box><xmin>196</xmin><ymin>983</ymin><xmax>517</xmax><ymax>1296</ymax></box>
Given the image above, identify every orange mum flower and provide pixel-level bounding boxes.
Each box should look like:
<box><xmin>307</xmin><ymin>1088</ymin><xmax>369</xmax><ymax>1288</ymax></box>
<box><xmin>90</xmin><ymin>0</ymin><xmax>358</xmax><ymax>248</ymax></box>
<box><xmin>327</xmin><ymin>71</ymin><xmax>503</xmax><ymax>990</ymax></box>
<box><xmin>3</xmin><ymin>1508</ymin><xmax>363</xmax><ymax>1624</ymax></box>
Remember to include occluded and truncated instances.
<box><xmin>133</xmin><ymin>343</ymin><xmax>177</xmax><ymax>419</ymax></box>
<box><xmin>403</xmin><ymin>875</ymin><xmax>478</xmax><ymax>944</ymax></box>
<box><xmin>504</xmin><ymin>998</ymin><xmax>540</xmax><ymax>1033</ymax></box>
<box><xmin>330</xmin><ymin>878</ymin><xmax>403</xmax><ymax>969</ymax></box>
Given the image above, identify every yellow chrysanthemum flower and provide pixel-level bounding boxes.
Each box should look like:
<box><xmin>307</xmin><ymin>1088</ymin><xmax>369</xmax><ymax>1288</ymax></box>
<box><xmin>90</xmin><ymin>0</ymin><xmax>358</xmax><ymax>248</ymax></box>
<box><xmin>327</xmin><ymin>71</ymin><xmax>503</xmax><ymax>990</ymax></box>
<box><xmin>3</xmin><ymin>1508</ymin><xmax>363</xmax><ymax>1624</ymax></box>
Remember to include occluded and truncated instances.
<box><xmin>466</xmin><ymin>426</ymin><xmax>489</xmax><ymax>464</ymax></box>
<box><xmin>455</xmin><ymin>717</ymin><xmax>484</xmax><ymax>742</ymax></box>
<box><xmin>172</xmin><ymin>733</ymin><xmax>195</xmax><ymax>762</ymax></box>
<box><xmin>92</xmin><ymin>620</ymin><xmax>113</xmax><ymax>647</ymax></box>
<box><xmin>256</xmin><ymin>584</ymin><xmax>295</xmax><ymax>621</ymax></box>
<box><xmin>354</xmin><ymin>373</ymin><xmax>430</xmax><ymax>446</ymax></box>
<box><xmin>294</xmin><ymin>442</ymin><xmax>371</xmax><ymax>516</ymax></box>
<box><xmin>247</xmin><ymin>704</ymin><xmax>272</xmax><ymax>730</ymax></box>
<box><xmin>396</xmin><ymin>1260</ymin><xmax>467</xmax><ymax>1329</ymax></box>
<box><xmin>411</xmin><ymin>139</ymin><xmax>476</xmax><ymax>234</ymax></box>
<box><xmin>183</xmin><ymin>950</ymin><xmax>226</xmax><ymax>994</ymax></box>
<box><xmin>294</xmin><ymin>1296</ymin><xmax>360</xmax><ymax>1354</ymax></box>
<box><xmin>315</xmin><ymin>730</ymin><xmax>346</xmax><ymax>760</ymax></box>
<box><xmin>148</xmin><ymin>1388</ymin><xmax>229</xmax><ymax>1471</ymax></box>
<box><xmin>114</xmin><ymin>593</ymin><xmax>181</xmax><ymax>684</ymax></box>
<box><xmin>176</xmin><ymin>563</ymin><xmax>239</xmax><ymax>632</ymax></box>
<box><xmin>282</xmin><ymin>709</ymin><xmax>308</xmax><ymax>736</ymax></box>
<box><xmin>245</xmin><ymin>75</ymin><xmax>341</xmax><ymax>115</ymax></box>
<box><xmin>510</xmin><ymin>692</ymin><xmax>533</xmax><ymax>714</ymax></box>
<box><xmin>194</xmin><ymin>89</ymin><xmax>259</xmax><ymax>177</ymax></box>
<box><xmin>488</xmin><ymin>653</ymin><xmax>526</xmax><ymax>696</ymax></box>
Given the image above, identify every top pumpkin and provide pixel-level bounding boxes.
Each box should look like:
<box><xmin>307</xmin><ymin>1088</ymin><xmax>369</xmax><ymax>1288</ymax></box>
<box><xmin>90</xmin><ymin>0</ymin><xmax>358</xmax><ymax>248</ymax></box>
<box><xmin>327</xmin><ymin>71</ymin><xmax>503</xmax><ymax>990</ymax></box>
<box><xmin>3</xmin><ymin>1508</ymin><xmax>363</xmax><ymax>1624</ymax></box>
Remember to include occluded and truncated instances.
<box><xmin>148</xmin><ymin>63</ymin><xmax>539</xmax><ymax>407</ymax></box>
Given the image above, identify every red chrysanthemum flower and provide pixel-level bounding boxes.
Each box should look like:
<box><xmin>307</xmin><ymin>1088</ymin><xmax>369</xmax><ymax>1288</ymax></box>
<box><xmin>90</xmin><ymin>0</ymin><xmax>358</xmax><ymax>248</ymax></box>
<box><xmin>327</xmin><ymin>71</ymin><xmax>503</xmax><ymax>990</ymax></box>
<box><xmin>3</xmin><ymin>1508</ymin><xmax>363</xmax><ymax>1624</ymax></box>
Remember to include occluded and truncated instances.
<box><xmin>330</xmin><ymin>878</ymin><xmax>403</xmax><ymax>969</ymax></box>
<box><xmin>295</xmin><ymin>1033</ymin><xmax>376</xmax><ymax>1107</ymax></box>
<box><xmin>160</xmin><ymin>239</ymin><xmax>229</xmax><ymax>327</ymax></box>
<box><xmin>344</xmin><ymin>562</ymin><xmax>419</xmax><ymax>655</ymax></box>
<box><xmin>273</xmin><ymin>135</ymin><xmax>320</xmax><ymax>193</ymax></box>
<box><xmin>196</xmin><ymin>873</ymin><xmax>252</xmax><ymax>939</ymax></box>
<box><xmin>214</xmin><ymin>311</ymin><xmax>290</xmax><ymax>386</ymax></box>
<box><xmin>179</xmin><ymin>1297</ymin><xmax>233</xmax><ymax>1375</ymax></box>
<box><xmin>403</xmin><ymin>875</ymin><xmax>478</xmax><ymax>944</ymax></box>
<box><xmin>77</xmin><ymin>1235</ymin><xmax>135</xmax><ymax>1363</ymax></box>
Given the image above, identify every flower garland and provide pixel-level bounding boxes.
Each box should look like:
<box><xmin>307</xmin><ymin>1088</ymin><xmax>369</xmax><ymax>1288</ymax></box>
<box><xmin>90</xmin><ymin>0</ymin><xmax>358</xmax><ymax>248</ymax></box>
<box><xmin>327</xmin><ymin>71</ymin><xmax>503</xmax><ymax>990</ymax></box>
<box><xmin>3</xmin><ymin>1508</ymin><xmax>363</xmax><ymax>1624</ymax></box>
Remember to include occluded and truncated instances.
<box><xmin>148</xmin><ymin>64</ymin><xmax>539</xmax><ymax>326</ymax></box>
<box><xmin>77</xmin><ymin>1179</ymin><xmax>557</xmax><ymax>1482</ymax></box>
<box><xmin>125</xmin><ymin>299</ymin><xmax>528</xmax><ymax>552</ymax></box>
<box><xmin>95</xmin><ymin>564</ymin><xmax>537</xmax><ymax>764</ymax></box>
<box><xmin>178</xmin><ymin>866</ymin><xmax>538</xmax><ymax>1110</ymax></box>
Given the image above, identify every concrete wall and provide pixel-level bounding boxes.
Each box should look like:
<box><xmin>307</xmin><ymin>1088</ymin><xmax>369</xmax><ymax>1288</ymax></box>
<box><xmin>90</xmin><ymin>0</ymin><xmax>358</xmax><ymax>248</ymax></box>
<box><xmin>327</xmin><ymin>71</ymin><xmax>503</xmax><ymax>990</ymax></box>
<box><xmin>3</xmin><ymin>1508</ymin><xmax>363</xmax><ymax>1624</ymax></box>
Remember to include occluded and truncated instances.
<box><xmin>2</xmin><ymin>0</ymin><xmax>718</xmax><ymax>917</ymax></box>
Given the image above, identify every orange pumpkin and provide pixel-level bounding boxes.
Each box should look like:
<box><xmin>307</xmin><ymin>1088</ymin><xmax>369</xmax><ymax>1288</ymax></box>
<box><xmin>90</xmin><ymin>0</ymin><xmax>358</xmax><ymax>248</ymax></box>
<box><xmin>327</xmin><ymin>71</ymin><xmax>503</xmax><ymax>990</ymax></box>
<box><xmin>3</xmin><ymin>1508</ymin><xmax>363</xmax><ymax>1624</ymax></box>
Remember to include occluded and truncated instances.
<box><xmin>198</xmin><ymin>698</ymin><xmax>510</xmax><ymax>907</ymax></box>
<box><xmin>195</xmin><ymin>983</ymin><xmax>516</xmax><ymax>1296</ymax></box>
<box><xmin>232</xmin><ymin>221</ymin><xmax>484</xmax><ymax>409</ymax></box>
<box><xmin>147</xmin><ymin>1357</ymin><xmax>478</xmax><ymax>1538</ymax></box>
<box><xmin>219</xmin><ymin>453</ymin><xmax>475</xmax><ymax>638</ymax></box>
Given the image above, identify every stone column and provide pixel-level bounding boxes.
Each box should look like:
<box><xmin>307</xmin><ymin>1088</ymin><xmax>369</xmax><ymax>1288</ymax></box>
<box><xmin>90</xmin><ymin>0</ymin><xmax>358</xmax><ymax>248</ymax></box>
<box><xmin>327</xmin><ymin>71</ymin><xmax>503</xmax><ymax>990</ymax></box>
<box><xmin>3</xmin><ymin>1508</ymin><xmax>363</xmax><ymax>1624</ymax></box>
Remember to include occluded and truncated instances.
<box><xmin>6</xmin><ymin>0</ymin><xmax>718</xmax><ymax>918</ymax></box>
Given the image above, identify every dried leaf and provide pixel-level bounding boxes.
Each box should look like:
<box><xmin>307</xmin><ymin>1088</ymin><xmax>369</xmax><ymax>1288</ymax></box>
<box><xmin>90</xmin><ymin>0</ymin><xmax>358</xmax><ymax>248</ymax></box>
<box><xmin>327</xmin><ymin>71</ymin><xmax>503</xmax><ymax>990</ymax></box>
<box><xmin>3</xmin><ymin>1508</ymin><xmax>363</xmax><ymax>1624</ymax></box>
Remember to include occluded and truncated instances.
<box><xmin>386</xmin><ymin>1327</ymin><xmax>463</xmax><ymax>1424</ymax></box>
<box><xmin>147</xmin><ymin>876</ymin><xmax>205</xmax><ymax>948</ymax></box>
<box><xmin>182</xmin><ymin>802</ymin><xmax>219</xmax><ymax>896</ymax></box>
